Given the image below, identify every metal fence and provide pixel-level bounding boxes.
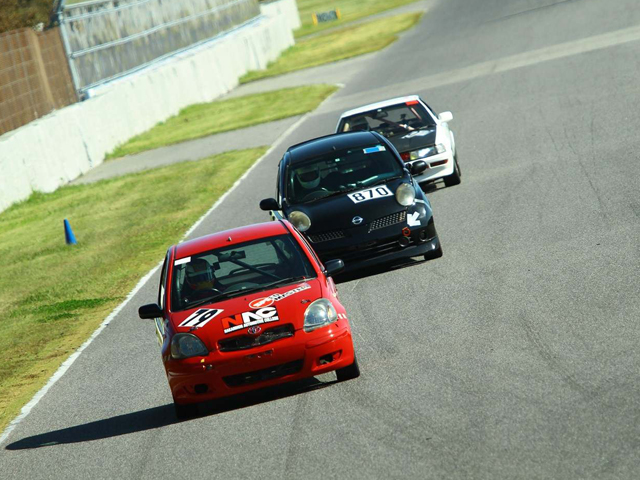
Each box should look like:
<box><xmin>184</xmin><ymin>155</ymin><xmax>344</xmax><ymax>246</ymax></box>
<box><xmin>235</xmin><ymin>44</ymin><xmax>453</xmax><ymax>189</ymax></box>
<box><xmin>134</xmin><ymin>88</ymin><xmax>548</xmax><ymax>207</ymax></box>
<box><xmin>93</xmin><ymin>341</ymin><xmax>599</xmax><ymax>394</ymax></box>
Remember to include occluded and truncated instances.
<box><xmin>0</xmin><ymin>28</ymin><xmax>77</xmax><ymax>137</ymax></box>
<box><xmin>59</xmin><ymin>0</ymin><xmax>261</xmax><ymax>95</ymax></box>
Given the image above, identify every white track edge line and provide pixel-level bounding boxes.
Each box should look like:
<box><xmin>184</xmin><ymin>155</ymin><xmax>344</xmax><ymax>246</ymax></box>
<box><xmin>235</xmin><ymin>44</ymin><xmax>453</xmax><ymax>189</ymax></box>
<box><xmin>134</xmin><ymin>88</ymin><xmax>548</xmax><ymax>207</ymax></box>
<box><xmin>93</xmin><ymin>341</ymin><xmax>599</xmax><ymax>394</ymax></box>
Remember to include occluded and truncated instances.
<box><xmin>0</xmin><ymin>91</ymin><xmax>334</xmax><ymax>446</ymax></box>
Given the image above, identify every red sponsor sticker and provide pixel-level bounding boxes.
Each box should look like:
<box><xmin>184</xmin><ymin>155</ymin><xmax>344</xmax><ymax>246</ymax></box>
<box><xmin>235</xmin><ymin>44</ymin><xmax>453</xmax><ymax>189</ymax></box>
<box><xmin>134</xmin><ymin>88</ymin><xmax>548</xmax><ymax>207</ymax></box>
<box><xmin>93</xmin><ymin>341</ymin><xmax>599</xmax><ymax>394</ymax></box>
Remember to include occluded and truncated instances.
<box><xmin>249</xmin><ymin>297</ymin><xmax>274</xmax><ymax>309</ymax></box>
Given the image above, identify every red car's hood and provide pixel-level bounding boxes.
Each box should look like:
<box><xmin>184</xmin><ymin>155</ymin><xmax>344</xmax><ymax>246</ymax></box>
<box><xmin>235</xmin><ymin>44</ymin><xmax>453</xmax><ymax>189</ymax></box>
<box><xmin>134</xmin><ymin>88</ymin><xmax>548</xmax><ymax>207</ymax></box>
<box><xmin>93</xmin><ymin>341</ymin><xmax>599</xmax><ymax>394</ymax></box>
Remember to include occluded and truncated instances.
<box><xmin>169</xmin><ymin>279</ymin><xmax>323</xmax><ymax>344</ymax></box>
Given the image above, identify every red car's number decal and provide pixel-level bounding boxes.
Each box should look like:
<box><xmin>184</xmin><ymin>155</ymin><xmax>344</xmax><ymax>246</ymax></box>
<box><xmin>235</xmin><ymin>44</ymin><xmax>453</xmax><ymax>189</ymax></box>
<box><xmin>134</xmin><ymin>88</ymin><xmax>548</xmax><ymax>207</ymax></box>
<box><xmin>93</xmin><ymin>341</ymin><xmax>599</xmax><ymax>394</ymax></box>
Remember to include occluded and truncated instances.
<box><xmin>222</xmin><ymin>306</ymin><xmax>279</xmax><ymax>334</ymax></box>
<box><xmin>178</xmin><ymin>308</ymin><xmax>223</xmax><ymax>329</ymax></box>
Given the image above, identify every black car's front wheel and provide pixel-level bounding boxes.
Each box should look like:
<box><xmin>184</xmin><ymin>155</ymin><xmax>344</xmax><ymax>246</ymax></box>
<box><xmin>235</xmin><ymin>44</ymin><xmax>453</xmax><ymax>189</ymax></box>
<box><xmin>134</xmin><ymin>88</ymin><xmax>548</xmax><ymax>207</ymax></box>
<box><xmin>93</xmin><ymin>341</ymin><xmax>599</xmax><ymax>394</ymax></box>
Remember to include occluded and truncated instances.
<box><xmin>424</xmin><ymin>242</ymin><xmax>443</xmax><ymax>261</ymax></box>
<box><xmin>443</xmin><ymin>155</ymin><xmax>461</xmax><ymax>187</ymax></box>
<box><xmin>336</xmin><ymin>355</ymin><xmax>360</xmax><ymax>381</ymax></box>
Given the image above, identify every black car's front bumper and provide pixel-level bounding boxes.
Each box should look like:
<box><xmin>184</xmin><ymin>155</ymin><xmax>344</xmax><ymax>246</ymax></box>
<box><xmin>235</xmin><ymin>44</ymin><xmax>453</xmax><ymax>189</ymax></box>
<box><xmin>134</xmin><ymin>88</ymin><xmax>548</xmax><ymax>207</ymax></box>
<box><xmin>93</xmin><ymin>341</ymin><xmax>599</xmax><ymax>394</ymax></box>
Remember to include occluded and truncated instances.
<box><xmin>309</xmin><ymin>216</ymin><xmax>440</xmax><ymax>273</ymax></box>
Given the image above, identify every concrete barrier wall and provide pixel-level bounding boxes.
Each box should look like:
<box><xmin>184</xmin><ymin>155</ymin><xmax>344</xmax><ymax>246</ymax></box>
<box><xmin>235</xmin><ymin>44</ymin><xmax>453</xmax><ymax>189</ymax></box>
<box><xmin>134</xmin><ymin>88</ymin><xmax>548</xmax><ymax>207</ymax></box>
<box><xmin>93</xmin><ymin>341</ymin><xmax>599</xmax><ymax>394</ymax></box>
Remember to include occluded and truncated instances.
<box><xmin>260</xmin><ymin>0</ymin><xmax>301</xmax><ymax>30</ymax></box>
<box><xmin>0</xmin><ymin>0</ymin><xmax>297</xmax><ymax>214</ymax></box>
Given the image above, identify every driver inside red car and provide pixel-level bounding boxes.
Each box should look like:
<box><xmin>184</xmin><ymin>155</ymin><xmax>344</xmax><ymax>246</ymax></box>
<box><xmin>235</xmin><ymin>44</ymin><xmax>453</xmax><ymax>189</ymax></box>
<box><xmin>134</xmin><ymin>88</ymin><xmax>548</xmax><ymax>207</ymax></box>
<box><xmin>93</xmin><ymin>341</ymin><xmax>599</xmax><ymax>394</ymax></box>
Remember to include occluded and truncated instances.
<box><xmin>182</xmin><ymin>258</ymin><xmax>223</xmax><ymax>301</ymax></box>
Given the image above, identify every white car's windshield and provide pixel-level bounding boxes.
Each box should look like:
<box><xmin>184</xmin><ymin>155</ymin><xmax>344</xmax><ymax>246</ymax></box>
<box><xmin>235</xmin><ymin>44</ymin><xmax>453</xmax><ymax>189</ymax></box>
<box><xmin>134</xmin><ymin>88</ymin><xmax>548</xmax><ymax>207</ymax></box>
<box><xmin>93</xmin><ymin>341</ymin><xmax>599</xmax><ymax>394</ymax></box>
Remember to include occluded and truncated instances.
<box><xmin>339</xmin><ymin>102</ymin><xmax>435</xmax><ymax>138</ymax></box>
<box><xmin>286</xmin><ymin>144</ymin><xmax>403</xmax><ymax>204</ymax></box>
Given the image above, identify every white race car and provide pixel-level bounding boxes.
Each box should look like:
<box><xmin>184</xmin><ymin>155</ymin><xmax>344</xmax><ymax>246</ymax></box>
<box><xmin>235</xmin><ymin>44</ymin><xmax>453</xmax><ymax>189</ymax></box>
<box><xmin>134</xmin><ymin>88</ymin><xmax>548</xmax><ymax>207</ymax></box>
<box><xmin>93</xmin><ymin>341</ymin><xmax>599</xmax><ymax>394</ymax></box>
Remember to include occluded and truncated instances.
<box><xmin>336</xmin><ymin>95</ymin><xmax>460</xmax><ymax>187</ymax></box>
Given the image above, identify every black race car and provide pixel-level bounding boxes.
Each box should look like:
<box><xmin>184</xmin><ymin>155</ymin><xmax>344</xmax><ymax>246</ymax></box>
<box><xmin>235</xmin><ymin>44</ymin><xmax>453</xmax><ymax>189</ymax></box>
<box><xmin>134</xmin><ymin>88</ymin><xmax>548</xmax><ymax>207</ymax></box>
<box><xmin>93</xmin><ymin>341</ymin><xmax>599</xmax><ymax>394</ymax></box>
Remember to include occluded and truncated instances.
<box><xmin>259</xmin><ymin>131</ymin><xmax>442</xmax><ymax>272</ymax></box>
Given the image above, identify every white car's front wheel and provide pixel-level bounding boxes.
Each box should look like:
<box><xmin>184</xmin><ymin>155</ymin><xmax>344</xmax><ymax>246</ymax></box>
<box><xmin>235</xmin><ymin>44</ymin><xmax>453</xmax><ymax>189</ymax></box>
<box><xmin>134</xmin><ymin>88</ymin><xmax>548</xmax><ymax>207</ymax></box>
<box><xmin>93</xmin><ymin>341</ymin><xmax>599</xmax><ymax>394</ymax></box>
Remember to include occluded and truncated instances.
<box><xmin>444</xmin><ymin>155</ymin><xmax>461</xmax><ymax>187</ymax></box>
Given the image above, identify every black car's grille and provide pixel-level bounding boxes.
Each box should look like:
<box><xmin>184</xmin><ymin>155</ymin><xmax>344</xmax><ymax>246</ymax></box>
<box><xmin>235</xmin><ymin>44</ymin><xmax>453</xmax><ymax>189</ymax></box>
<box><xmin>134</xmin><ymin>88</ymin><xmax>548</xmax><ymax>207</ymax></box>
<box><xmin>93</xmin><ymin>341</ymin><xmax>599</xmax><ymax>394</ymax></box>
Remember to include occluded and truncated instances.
<box><xmin>218</xmin><ymin>324</ymin><xmax>294</xmax><ymax>352</ymax></box>
<box><xmin>223</xmin><ymin>359</ymin><xmax>304</xmax><ymax>387</ymax></box>
<box><xmin>308</xmin><ymin>230</ymin><xmax>346</xmax><ymax>243</ymax></box>
<box><xmin>368</xmin><ymin>211</ymin><xmax>407</xmax><ymax>232</ymax></box>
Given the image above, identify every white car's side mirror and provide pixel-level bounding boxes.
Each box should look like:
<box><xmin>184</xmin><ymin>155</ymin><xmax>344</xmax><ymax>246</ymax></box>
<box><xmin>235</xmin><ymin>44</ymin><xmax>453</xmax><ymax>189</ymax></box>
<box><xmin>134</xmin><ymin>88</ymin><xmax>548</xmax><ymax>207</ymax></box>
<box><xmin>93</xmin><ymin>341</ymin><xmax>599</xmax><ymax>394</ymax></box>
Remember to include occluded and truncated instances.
<box><xmin>439</xmin><ymin>111</ymin><xmax>453</xmax><ymax>122</ymax></box>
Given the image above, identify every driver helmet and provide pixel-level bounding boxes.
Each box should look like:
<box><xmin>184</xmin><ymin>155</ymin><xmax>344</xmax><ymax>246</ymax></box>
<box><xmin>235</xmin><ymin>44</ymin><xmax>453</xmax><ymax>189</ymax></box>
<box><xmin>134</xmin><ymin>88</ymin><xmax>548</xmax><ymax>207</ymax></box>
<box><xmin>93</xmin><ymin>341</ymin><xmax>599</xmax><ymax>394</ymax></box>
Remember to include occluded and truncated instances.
<box><xmin>296</xmin><ymin>164</ymin><xmax>321</xmax><ymax>189</ymax></box>
<box><xmin>185</xmin><ymin>258</ymin><xmax>214</xmax><ymax>291</ymax></box>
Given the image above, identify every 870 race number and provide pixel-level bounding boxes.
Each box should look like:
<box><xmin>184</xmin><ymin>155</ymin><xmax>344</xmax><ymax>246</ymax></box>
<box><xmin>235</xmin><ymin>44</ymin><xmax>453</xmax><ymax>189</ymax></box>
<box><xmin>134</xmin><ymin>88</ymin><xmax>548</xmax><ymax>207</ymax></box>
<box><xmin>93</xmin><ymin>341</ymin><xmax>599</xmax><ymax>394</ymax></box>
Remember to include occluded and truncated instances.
<box><xmin>347</xmin><ymin>185</ymin><xmax>393</xmax><ymax>203</ymax></box>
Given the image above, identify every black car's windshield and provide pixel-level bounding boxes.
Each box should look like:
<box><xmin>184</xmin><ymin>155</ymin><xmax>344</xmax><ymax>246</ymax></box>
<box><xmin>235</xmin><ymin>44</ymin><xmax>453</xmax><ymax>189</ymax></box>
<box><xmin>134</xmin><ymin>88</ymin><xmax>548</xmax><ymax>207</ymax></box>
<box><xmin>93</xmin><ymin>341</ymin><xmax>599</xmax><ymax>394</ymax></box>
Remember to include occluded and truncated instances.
<box><xmin>285</xmin><ymin>144</ymin><xmax>404</xmax><ymax>204</ymax></box>
<box><xmin>338</xmin><ymin>102</ymin><xmax>435</xmax><ymax>139</ymax></box>
<box><xmin>171</xmin><ymin>234</ymin><xmax>316</xmax><ymax>311</ymax></box>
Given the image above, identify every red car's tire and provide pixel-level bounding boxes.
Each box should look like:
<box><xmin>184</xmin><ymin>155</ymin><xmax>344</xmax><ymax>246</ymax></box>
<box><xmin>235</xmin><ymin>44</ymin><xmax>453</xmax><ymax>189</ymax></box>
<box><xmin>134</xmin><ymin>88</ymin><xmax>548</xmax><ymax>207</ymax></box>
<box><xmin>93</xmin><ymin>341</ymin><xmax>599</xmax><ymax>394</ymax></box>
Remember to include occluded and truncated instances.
<box><xmin>336</xmin><ymin>355</ymin><xmax>360</xmax><ymax>381</ymax></box>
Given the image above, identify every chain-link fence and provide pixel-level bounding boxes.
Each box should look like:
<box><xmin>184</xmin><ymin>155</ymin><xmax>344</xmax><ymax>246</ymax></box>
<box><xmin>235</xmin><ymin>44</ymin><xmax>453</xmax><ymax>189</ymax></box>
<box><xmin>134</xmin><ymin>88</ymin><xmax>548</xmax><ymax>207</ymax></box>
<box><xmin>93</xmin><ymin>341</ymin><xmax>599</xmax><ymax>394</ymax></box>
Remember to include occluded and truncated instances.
<box><xmin>60</xmin><ymin>0</ymin><xmax>261</xmax><ymax>95</ymax></box>
<box><xmin>0</xmin><ymin>28</ymin><xmax>77</xmax><ymax>137</ymax></box>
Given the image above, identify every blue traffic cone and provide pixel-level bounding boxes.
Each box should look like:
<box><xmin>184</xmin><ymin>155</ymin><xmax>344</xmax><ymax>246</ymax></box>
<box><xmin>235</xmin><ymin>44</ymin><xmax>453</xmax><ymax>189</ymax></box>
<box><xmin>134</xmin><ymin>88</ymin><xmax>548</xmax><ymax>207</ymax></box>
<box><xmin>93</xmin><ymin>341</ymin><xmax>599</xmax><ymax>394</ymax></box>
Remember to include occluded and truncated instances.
<box><xmin>64</xmin><ymin>219</ymin><xmax>77</xmax><ymax>245</ymax></box>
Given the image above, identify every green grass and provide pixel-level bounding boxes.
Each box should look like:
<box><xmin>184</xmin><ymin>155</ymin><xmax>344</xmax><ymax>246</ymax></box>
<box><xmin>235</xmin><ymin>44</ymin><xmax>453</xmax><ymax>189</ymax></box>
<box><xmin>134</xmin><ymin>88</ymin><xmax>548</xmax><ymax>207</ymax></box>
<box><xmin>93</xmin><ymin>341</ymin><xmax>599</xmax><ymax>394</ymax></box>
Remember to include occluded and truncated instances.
<box><xmin>106</xmin><ymin>84</ymin><xmax>338</xmax><ymax>160</ymax></box>
<box><xmin>294</xmin><ymin>0</ymin><xmax>420</xmax><ymax>38</ymax></box>
<box><xmin>240</xmin><ymin>12</ymin><xmax>422</xmax><ymax>84</ymax></box>
<box><xmin>0</xmin><ymin>147</ymin><xmax>267</xmax><ymax>433</ymax></box>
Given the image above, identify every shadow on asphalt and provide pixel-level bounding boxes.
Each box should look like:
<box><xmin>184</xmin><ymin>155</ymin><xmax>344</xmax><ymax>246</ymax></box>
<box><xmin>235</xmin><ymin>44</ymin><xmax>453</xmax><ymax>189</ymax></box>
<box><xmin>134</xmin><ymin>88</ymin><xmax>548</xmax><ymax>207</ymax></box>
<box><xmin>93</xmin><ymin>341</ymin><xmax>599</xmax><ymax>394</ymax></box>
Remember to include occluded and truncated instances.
<box><xmin>5</xmin><ymin>376</ymin><xmax>335</xmax><ymax>450</ymax></box>
<box><xmin>334</xmin><ymin>255</ymin><xmax>431</xmax><ymax>284</ymax></box>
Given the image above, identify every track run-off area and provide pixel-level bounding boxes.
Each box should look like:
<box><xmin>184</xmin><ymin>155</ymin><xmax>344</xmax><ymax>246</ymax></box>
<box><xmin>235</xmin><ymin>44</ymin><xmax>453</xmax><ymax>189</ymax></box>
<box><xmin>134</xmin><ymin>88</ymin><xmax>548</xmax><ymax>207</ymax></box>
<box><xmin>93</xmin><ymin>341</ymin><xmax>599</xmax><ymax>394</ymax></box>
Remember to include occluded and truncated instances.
<box><xmin>2</xmin><ymin>0</ymin><xmax>639</xmax><ymax>478</ymax></box>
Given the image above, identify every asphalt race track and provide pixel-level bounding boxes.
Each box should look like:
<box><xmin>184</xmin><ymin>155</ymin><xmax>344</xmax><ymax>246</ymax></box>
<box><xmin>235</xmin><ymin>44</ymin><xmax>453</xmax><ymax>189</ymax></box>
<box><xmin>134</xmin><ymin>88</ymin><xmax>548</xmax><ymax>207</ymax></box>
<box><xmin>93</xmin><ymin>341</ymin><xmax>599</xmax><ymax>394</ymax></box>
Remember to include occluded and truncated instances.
<box><xmin>2</xmin><ymin>0</ymin><xmax>640</xmax><ymax>478</ymax></box>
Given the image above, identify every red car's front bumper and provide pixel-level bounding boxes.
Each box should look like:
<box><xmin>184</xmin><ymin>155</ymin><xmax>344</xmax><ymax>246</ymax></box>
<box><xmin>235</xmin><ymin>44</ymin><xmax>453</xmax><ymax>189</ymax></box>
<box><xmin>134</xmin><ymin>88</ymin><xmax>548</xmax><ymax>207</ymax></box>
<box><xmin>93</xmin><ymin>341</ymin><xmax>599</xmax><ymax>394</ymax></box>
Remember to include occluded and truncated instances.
<box><xmin>166</xmin><ymin>320</ymin><xmax>355</xmax><ymax>405</ymax></box>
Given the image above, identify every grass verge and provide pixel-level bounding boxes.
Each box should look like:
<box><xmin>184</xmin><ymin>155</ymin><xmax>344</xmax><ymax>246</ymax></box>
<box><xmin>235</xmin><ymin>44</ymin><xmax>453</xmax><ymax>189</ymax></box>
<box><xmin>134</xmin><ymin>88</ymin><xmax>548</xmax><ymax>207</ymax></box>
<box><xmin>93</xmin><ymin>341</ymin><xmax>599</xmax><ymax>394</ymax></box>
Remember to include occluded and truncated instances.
<box><xmin>106</xmin><ymin>84</ymin><xmax>338</xmax><ymax>160</ymax></box>
<box><xmin>0</xmin><ymin>147</ymin><xmax>267</xmax><ymax>434</ymax></box>
<box><xmin>294</xmin><ymin>0</ymin><xmax>420</xmax><ymax>38</ymax></box>
<box><xmin>240</xmin><ymin>12</ymin><xmax>422</xmax><ymax>84</ymax></box>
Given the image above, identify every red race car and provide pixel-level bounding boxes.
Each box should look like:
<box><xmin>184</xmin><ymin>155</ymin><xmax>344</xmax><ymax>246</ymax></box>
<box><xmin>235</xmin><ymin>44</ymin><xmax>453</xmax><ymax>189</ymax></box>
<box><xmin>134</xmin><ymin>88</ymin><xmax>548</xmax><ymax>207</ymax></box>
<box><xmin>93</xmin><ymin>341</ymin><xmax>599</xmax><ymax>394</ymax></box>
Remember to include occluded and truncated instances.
<box><xmin>138</xmin><ymin>220</ymin><xmax>359</xmax><ymax>418</ymax></box>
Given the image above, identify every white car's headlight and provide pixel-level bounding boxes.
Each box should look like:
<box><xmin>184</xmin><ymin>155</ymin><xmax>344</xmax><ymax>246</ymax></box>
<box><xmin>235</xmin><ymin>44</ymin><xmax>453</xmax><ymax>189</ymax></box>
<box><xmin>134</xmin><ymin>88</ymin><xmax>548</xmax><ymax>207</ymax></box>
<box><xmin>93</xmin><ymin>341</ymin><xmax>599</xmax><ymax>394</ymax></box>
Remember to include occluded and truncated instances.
<box><xmin>304</xmin><ymin>298</ymin><xmax>338</xmax><ymax>332</ymax></box>
<box><xmin>171</xmin><ymin>333</ymin><xmax>208</xmax><ymax>359</ymax></box>
<box><xmin>395</xmin><ymin>183</ymin><xmax>415</xmax><ymax>207</ymax></box>
<box><xmin>289</xmin><ymin>211</ymin><xmax>311</xmax><ymax>232</ymax></box>
<box><xmin>410</xmin><ymin>143</ymin><xmax>445</xmax><ymax>160</ymax></box>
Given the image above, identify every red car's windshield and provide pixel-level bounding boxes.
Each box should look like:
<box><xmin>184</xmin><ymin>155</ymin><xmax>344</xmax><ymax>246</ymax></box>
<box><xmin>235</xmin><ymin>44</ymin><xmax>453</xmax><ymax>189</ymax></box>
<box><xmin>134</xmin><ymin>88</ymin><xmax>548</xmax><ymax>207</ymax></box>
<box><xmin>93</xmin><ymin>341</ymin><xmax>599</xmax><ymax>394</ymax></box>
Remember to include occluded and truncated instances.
<box><xmin>171</xmin><ymin>234</ymin><xmax>316</xmax><ymax>311</ymax></box>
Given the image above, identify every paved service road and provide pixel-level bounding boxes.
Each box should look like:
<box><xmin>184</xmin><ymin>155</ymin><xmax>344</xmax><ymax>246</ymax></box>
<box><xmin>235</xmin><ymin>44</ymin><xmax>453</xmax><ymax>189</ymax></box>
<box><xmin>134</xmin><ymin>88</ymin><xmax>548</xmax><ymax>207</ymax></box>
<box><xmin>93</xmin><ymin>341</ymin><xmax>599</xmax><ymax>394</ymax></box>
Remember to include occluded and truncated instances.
<box><xmin>2</xmin><ymin>0</ymin><xmax>640</xmax><ymax>478</ymax></box>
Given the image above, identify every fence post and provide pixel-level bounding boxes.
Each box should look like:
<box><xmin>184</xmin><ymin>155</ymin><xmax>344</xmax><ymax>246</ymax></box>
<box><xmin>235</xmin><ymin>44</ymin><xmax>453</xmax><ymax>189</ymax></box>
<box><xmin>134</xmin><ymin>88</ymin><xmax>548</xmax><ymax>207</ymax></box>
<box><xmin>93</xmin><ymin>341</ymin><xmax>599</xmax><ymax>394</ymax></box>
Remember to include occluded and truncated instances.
<box><xmin>56</xmin><ymin>0</ymin><xmax>83</xmax><ymax>100</ymax></box>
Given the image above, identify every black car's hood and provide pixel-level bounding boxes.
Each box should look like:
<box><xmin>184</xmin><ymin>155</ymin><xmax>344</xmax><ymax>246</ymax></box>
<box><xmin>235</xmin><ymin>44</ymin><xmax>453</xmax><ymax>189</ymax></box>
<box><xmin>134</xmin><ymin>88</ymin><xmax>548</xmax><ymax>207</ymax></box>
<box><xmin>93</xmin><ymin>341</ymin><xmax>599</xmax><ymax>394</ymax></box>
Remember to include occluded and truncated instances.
<box><xmin>285</xmin><ymin>177</ymin><xmax>408</xmax><ymax>232</ymax></box>
<box><xmin>387</xmin><ymin>128</ymin><xmax>437</xmax><ymax>153</ymax></box>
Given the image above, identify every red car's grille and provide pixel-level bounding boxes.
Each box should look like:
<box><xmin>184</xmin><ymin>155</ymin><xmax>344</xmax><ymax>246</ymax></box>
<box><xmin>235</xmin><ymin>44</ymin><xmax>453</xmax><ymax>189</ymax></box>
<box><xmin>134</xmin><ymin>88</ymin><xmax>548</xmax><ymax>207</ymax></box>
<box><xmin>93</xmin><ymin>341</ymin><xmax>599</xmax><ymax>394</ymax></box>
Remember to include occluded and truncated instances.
<box><xmin>223</xmin><ymin>359</ymin><xmax>304</xmax><ymax>387</ymax></box>
<box><xmin>218</xmin><ymin>324</ymin><xmax>294</xmax><ymax>352</ymax></box>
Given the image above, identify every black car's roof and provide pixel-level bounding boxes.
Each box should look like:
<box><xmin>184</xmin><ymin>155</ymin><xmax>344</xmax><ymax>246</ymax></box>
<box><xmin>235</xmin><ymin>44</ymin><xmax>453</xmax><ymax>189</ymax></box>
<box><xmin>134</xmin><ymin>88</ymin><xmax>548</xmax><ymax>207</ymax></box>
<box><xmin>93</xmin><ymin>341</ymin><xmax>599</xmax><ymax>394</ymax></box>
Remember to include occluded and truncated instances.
<box><xmin>287</xmin><ymin>131</ymin><xmax>382</xmax><ymax>164</ymax></box>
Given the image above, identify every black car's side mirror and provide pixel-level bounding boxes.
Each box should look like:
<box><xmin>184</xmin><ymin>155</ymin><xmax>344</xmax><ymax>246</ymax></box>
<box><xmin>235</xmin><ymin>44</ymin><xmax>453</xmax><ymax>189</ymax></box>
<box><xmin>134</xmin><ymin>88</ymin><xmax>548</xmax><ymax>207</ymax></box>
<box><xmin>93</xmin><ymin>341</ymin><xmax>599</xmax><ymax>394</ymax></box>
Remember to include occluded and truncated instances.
<box><xmin>260</xmin><ymin>198</ymin><xmax>280</xmax><ymax>211</ymax></box>
<box><xmin>139</xmin><ymin>303</ymin><xmax>162</xmax><ymax>319</ymax></box>
<box><xmin>324</xmin><ymin>259</ymin><xmax>345</xmax><ymax>276</ymax></box>
<box><xmin>411</xmin><ymin>161</ymin><xmax>428</xmax><ymax>175</ymax></box>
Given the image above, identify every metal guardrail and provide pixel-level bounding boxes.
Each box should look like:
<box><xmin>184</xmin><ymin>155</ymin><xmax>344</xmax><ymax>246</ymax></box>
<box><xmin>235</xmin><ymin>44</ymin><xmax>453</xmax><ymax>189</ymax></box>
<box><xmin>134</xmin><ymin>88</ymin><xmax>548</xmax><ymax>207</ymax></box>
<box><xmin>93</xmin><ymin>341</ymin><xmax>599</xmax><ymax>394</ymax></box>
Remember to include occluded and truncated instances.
<box><xmin>57</xmin><ymin>0</ymin><xmax>261</xmax><ymax>97</ymax></box>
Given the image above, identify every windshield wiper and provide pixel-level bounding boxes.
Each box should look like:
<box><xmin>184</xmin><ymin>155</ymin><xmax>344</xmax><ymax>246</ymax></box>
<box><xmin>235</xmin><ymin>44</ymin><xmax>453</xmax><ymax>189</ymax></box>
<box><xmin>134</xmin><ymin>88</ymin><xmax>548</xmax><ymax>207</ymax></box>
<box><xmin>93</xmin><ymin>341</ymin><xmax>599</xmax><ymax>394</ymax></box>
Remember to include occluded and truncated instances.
<box><xmin>365</xmin><ymin>175</ymin><xmax>403</xmax><ymax>188</ymax></box>
<box><xmin>185</xmin><ymin>292</ymin><xmax>229</xmax><ymax>309</ymax></box>
<box><xmin>221</xmin><ymin>276</ymin><xmax>308</xmax><ymax>298</ymax></box>
<box><xmin>255</xmin><ymin>276</ymin><xmax>309</xmax><ymax>291</ymax></box>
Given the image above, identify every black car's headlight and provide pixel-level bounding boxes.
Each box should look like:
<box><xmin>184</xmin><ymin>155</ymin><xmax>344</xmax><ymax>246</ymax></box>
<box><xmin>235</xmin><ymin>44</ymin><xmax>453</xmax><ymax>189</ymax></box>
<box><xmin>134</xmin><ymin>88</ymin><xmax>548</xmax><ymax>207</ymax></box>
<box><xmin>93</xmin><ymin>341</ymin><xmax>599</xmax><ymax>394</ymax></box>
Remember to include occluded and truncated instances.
<box><xmin>304</xmin><ymin>298</ymin><xmax>338</xmax><ymax>332</ymax></box>
<box><xmin>395</xmin><ymin>183</ymin><xmax>416</xmax><ymax>207</ymax></box>
<box><xmin>409</xmin><ymin>143</ymin><xmax>445</xmax><ymax>160</ymax></box>
<box><xmin>171</xmin><ymin>333</ymin><xmax>209</xmax><ymax>359</ymax></box>
<box><xmin>289</xmin><ymin>211</ymin><xmax>311</xmax><ymax>232</ymax></box>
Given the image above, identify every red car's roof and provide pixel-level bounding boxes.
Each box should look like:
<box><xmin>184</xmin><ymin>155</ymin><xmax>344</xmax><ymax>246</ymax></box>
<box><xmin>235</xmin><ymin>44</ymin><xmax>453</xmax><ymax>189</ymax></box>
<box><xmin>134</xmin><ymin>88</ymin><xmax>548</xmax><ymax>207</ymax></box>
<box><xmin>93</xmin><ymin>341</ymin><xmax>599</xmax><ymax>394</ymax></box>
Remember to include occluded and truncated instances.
<box><xmin>174</xmin><ymin>221</ymin><xmax>289</xmax><ymax>259</ymax></box>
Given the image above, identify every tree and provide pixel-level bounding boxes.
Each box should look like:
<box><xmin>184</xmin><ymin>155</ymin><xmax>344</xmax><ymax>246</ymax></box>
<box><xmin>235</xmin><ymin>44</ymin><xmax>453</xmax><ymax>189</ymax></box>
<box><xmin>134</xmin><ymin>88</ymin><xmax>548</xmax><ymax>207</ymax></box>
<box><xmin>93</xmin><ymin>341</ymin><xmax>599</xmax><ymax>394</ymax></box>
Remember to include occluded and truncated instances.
<box><xmin>0</xmin><ymin>0</ymin><xmax>57</xmax><ymax>34</ymax></box>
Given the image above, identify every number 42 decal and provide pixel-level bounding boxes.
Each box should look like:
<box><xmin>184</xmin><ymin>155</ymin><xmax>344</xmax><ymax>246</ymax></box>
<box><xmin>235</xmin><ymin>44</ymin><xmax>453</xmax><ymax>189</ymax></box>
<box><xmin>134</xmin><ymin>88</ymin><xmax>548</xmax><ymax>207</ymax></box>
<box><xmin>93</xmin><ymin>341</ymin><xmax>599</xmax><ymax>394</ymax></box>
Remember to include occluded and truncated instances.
<box><xmin>347</xmin><ymin>185</ymin><xmax>392</xmax><ymax>203</ymax></box>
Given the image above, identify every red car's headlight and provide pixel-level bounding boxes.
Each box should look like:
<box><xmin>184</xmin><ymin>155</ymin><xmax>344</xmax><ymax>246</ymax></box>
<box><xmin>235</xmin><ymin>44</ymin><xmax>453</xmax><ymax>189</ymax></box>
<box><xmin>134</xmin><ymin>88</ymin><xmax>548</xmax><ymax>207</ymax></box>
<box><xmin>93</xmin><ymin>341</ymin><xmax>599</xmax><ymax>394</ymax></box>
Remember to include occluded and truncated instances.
<box><xmin>171</xmin><ymin>333</ymin><xmax>208</xmax><ymax>359</ymax></box>
<box><xmin>304</xmin><ymin>298</ymin><xmax>338</xmax><ymax>332</ymax></box>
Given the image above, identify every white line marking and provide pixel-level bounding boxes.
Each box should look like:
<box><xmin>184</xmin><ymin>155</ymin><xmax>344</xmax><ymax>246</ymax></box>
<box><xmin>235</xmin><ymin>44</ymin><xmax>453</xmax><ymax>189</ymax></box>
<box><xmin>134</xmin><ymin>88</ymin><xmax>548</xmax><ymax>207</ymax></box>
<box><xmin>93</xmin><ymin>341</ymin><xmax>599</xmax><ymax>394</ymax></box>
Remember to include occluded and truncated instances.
<box><xmin>0</xmin><ymin>265</ymin><xmax>161</xmax><ymax>446</ymax></box>
<box><xmin>0</xmin><ymin>89</ymin><xmax>338</xmax><ymax>445</ymax></box>
<box><xmin>340</xmin><ymin>23</ymin><xmax>640</xmax><ymax>103</ymax></box>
